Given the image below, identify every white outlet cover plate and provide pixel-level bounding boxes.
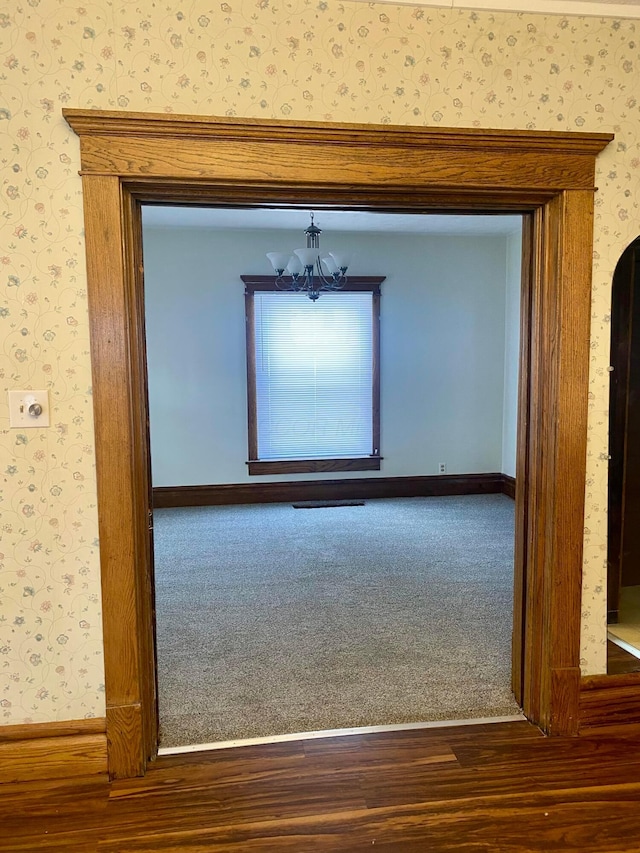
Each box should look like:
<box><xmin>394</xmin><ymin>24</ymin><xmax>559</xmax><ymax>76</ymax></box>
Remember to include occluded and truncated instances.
<box><xmin>8</xmin><ymin>390</ymin><xmax>50</xmax><ymax>428</ymax></box>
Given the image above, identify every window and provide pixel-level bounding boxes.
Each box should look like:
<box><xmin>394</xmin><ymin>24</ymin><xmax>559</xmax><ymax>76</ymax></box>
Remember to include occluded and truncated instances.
<box><xmin>242</xmin><ymin>277</ymin><xmax>384</xmax><ymax>475</ymax></box>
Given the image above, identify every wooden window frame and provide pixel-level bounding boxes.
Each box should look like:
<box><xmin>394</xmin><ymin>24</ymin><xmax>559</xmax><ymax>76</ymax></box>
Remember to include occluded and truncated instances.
<box><xmin>242</xmin><ymin>275</ymin><xmax>384</xmax><ymax>476</ymax></box>
<box><xmin>62</xmin><ymin>108</ymin><xmax>612</xmax><ymax>780</ymax></box>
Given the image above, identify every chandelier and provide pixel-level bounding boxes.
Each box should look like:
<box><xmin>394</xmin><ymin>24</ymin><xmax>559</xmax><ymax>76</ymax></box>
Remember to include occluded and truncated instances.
<box><xmin>266</xmin><ymin>213</ymin><xmax>351</xmax><ymax>301</ymax></box>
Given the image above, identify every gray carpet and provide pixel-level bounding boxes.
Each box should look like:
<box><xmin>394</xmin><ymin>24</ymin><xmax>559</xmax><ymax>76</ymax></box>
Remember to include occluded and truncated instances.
<box><xmin>154</xmin><ymin>494</ymin><xmax>521</xmax><ymax>748</ymax></box>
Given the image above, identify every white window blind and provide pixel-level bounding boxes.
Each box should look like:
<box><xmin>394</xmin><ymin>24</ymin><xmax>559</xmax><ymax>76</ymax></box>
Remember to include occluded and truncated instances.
<box><xmin>253</xmin><ymin>291</ymin><xmax>374</xmax><ymax>461</ymax></box>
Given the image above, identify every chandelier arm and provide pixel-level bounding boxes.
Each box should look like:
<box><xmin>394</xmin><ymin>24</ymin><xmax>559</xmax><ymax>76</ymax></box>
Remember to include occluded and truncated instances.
<box><xmin>314</xmin><ymin>258</ymin><xmax>348</xmax><ymax>287</ymax></box>
<box><xmin>314</xmin><ymin>257</ymin><xmax>336</xmax><ymax>287</ymax></box>
<box><xmin>275</xmin><ymin>274</ymin><xmax>304</xmax><ymax>292</ymax></box>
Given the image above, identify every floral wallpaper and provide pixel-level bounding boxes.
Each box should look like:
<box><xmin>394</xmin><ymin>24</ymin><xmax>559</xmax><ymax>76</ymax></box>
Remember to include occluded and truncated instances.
<box><xmin>1</xmin><ymin>0</ymin><xmax>639</xmax><ymax>724</ymax></box>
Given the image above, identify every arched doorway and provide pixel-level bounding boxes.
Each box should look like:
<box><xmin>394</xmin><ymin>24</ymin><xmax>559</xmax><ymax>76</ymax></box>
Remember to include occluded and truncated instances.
<box><xmin>608</xmin><ymin>237</ymin><xmax>640</xmax><ymax>673</ymax></box>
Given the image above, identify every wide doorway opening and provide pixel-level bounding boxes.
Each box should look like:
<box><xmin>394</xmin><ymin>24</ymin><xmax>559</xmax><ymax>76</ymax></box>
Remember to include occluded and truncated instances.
<box><xmin>141</xmin><ymin>205</ymin><xmax>524</xmax><ymax>750</ymax></box>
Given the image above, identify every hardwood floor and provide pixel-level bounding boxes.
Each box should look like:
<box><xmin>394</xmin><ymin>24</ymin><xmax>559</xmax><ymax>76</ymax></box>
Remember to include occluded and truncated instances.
<box><xmin>5</xmin><ymin>720</ymin><xmax>640</xmax><ymax>851</ymax></box>
<box><xmin>607</xmin><ymin>638</ymin><xmax>640</xmax><ymax>675</ymax></box>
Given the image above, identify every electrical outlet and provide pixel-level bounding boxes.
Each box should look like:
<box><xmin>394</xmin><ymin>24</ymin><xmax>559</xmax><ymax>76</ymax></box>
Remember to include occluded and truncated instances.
<box><xmin>438</xmin><ymin>462</ymin><xmax>446</xmax><ymax>474</ymax></box>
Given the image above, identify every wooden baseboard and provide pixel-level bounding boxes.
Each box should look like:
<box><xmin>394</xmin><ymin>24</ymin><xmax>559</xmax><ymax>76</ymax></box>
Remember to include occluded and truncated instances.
<box><xmin>153</xmin><ymin>473</ymin><xmax>515</xmax><ymax>508</ymax></box>
<box><xmin>579</xmin><ymin>673</ymin><xmax>640</xmax><ymax>731</ymax></box>
<box><xmin>0</xmin><ymin>718</ymin><xmax>108</xmax><ymax>784</ymax></box>
<box><xmin>502</xmin><ymin>474</ymin><xmax>516</xmax><ymax>499</ymax></box>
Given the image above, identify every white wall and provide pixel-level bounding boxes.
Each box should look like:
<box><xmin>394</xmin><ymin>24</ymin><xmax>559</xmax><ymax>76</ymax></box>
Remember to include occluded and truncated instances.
<box><xmin>143</xmin><ymin>224</ymin><xmax>519</xmax><ymax>486</ymax></box>
<box><xmin>502</xmin><ymin>231</ymin><xmax>522</xmax><ymax>478</ymax></box>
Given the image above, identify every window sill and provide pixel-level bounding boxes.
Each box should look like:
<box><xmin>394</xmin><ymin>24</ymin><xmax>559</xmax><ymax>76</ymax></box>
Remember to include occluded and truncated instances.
<box><xmin>247</xmin><ymin>457</ymin><xmax>382</xmax><ymax>476</ymax></box>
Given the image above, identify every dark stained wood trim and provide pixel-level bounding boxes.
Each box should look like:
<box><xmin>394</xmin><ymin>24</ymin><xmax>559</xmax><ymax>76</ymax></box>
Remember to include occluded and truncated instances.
<box><xmin>153</xmin><ymin>473</ymin><xmax>510</xmax><ymax>507</ymax></box>
<box><xmin>579</xmin><ymin>672</ymin><xmax>640</xmax><ymax>731</ymax></box>
<box><xmin>0</xmin><ymin>718</ymin><xmax>108</xmax><ymax>784</ymax></box>
<box><xmin>241</xmin><ymin>276</ymin><xmax>385</xmax><ymax>293</ymax></box>
<box><xmin>248</xmin><ymin>458</ymin><xmax>382</xmax><ymax>476</ymax></box>
<box><xmin>244</xmin><ymin>277</ymin><xmax>384</xmax><ymax>476</ymax></box>
<box><xmin>503</xmin><ymin>475</ymin><xmax>516</xmax><ymax>499</ymax></box>
<box><xmin>63</xmin><ymin>108</ymin><xmax>612</xmax><ymax>777</ymax></box>
<box><xmin>372</xmin><ymin>291</ymin><xmax>381</xmax><ymax>458</ymax></box>
<box><xmin>245</xmin><ymin>289</ymin><xmax>258</xmax><ymax>463</ymax></box>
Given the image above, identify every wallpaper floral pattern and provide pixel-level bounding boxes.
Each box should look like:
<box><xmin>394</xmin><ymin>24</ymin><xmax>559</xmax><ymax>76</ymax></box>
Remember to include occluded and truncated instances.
<box><xmin>1</xmin><ymin>0</ymin><xmax>639</xmax><ymax>724</ymax></box>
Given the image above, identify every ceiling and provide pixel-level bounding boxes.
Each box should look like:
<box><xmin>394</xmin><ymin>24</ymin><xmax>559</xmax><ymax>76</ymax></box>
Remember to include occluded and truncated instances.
<box><xmin>142</xmin><ymin>206</ymin><xmax>523</xmax><ymax>237</ymax></box>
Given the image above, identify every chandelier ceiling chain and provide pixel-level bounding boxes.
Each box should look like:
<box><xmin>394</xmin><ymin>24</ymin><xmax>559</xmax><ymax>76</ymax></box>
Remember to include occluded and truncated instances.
<box><xmin>266</xmin><ymin>212</ymin><xmax>351</xmax><ymax>301</ymax></box>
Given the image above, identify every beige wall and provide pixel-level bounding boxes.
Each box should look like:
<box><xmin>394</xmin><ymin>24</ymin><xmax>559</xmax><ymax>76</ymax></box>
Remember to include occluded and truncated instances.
<box><xmin>1</xmin><ymin>0</ymin><xmax>637</xmax><ymax>724</ymax></box>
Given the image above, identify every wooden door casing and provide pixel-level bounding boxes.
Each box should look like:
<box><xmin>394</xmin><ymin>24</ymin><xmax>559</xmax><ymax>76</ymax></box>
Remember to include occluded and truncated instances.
<box><xmin>63</xmin><ymin>109</ymin><xmax>612</xmax><ymax>778</ymax></box>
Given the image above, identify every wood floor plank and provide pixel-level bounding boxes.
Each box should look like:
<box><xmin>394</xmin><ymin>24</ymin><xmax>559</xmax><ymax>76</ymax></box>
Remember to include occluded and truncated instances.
<box><xmin>361</xmin><ymin>735</ymin><xmax>640</xmax><ymax>809</ymax></box>
<box><xmin>1</xmin><ymin>831</ymin><xmax>101</xmax><ymax>853</ymax></box>
<box><xmin>0</xmin><ymin>775</ymin><xmax>108</xmax><ymax>838</ymax></box>
<box><xmin>452</xmin><ymin>735</ymin><xmax>640</xmax><ymax>777</ymax></box>
<box><xmin>153</xmin><ymin>740</ymin><xmax>305</xmax><ymax>769</ymax></box>
<box><xmin>103</xmin><ymin>769</ymin><xmax>367</xmax><ymax>841</ymax></box>
<box><xmin>450</xmin><ymin>731</ymin><xmax>640</xmax><ymax>788</ymax></box>
<box><xmin>302</xmin><ymin>731</ymin><xmax>458</xmax><ymax>772</ymax></box>
<box><xmin>607</xmin><ymin>639</ymin><xmax>640</xmax><ymax>675</ymax></box>
<box><xmin>109</xmin><ymin>746</ymin><xmax>306</xmax><ymax>798</ymax></box>
<box><xmin>0</xmin><ymin>777</ymin><xmax>107</xmax><ymax>853</ymax></box>
<box><xmin>361</xmin><ymin>761</ymin><xmax>541</xmax><ymax>808</ymax></box>
<box><xmin>428</xmin><ymin>719</ymin><xmax>543</xmax><ymax>744</ymax></box>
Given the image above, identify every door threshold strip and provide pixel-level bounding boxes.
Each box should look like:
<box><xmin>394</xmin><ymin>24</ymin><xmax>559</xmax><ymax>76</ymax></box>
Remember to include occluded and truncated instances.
<box><xmin>158</xmin><ymin>713</ymin><xmax>527</xmax><ymax>756</ymax></box>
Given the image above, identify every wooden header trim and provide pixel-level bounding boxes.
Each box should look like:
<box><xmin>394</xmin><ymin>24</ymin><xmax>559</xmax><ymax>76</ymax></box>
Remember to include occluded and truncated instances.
<box><xmin>241</xmin><ymin>276</ymin><xmax>385</xmax><ymax>294</ymax></box>
<box><xmin>63</xmin><ymin>109</ymin><xmax>613</xmax><ymax>155</ymax></box>
<box><xmin>62</xmin><ymin>110</ymin><xmax>613</xmax><ymax>192</ymax></box>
